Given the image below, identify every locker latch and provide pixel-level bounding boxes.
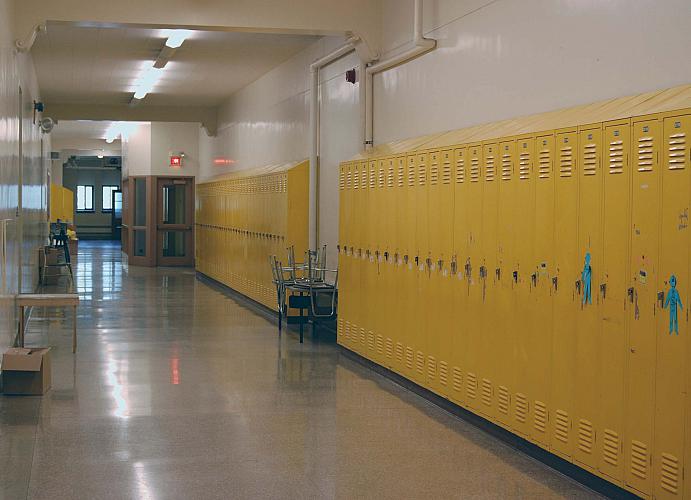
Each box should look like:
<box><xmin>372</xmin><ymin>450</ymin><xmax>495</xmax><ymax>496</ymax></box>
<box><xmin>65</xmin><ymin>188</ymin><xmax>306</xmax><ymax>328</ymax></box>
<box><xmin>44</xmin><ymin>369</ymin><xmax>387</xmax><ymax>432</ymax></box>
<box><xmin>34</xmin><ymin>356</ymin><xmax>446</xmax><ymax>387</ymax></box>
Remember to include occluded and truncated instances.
<box><xmin>495</xmin><ymin>268</ymin><xmax>501</xmax><ymax>280</ymax></box>
<box><xmin>657</xmin><ymin>291</ymin><xmax>665</xmax><ymax>308</ymax></box>
<box><xmin>437</xmin><ymin>259</ymin><xmax>443</xmax><ymax>271</ymax></box>
<box><xmin>600</xmin><ymin>283</ymin><xmax>607</xmax><ymax>299</ymax></box>
<box><xmin>480</xmin><ymin>265</ymin><xmax>487</xmax><ymax>279</ymax></box>
<box><xmin>575</xmin><ymin>280</ymin><xmax>581</xmax><ymax>294</ymax></box>
<box><xmin>531</xmin><ymin>273</ymin><xmax>537</xmax><ymax>287</ymax></box>
<box><xmin>414</xmin><ymin>256</ymin><xmax>419</xmax><ymax>266</ymax></box>
<box><xmin>627</xmin><ymin>287</ymin><xmax>634</xmax><ymax>303</ymax></box>
<box><xmin>384</xmin><ymin>251</ymin><xmax>389</xmax><ymax>262</ymax></box>
<box><xmin>464</xmin><ymin>260</ymin><xmax>472</xmax><ymax>278</ymax></box>
<box><xmin>552</xmin><ymin>277</ymin><xmax>558</xmax><ymax>291</ymax></box>
<box><xmin>404</xmin><ymin>255</ymin><xmax>409</xmax><ymax>264</ymax></box>
<box><xmin>450</xmin><ymin>258</ymin><xmax>458</xmax><ymax>275</ymax></box>
<box><xmin>512</xmin><ymin>271</ymin><xmax>518</xmax><ymax>283</ymax></box>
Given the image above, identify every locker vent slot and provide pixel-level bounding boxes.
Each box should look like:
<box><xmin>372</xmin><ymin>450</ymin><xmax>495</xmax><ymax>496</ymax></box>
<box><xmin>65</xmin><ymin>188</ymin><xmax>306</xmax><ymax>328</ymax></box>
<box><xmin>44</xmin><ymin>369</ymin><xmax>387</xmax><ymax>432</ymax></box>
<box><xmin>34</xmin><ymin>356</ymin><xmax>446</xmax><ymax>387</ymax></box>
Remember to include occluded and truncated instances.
<box><xmin>554</xmin><ymin>410</ymin><xmax>570</xmax><ymax>444</ymax></box>
<box><xmin>361</xmin><ymin>167</ymin><xmax>368</xmax><ymax>189</ymax></box>
<box><xmin>337</xmin><ymin>318</ymin><xmax>344</xmax><ymax>339</ymax></box>
<box><xmin>397</xmin><ymin>161</ymin><xmax>405</xmax><ymax>187</ymax></box>
<box><xmin>367</xmin><ymin>331</ymin><xmax>376</xmax><ymax>352</ymax></box>
<box><xmin>350</xmin><ymin>169</ymin><xmax>356</xmax><ymax>189</ymax></box>
<box><xmin>559</xmin><ymin>146</ymin><xmax>573</xmax><ymax>177</ymax></box>
<box><xmin>405</xmin><ymin>347</ymin><xmax>414</xmax><ymax>369</ymax></box>
<box><xmin>481</xmin><ymin>378</ymin><xmax>493</xmax><ymax>407</ymax></box>
<box><xmin>385</xmin><ymin>338</ymin><xmax>393</xmax><ymax>359</ymax></box>
<box><xmin>395</xmin><ymin>342</ymin><xmax>404</xmax><ymax>363</ymax></box>
<box><xmin>339</xmin><ymin>169</ymin><xmax>345</xmax><ymax>190</ymax></box>
<box><xmin>418</xmin><ymin>165</ymin><xmax>426</xmax><ymax>186</ymax></box>
<box><xmin>430</xmin><ymin>161</ymin><xmax>439</xmax><ymax>185</ymax></box>
<box><xmin>344</xmin><ymin>321</ymin><xmax>351</xmax><ymax>344</ymax></box>
<box><xmin>637</xmin><ymin>136</ymin><xmax>654</xmax><ymax>172</ymax></box>
<box><xmin>359</xmin><ymin>327</ymin><xmax>366</xmax><ymax>348</ymax></box>
<box><xmin>602</xmin><ymin>429</ymin><xmax>620</xmax><ymax>467</ymax></box>
<box><xmin>470</xmin><ymin>156</ymin><xmax>480</xmax><ymax>183</ymax></box>
<box><xmin>538</xmin><ymin>148</ymin><xmax>551</xmax><ymax>178</ymax></box>
<box><xmin>427</xmin><ymin>356</ymin><xmax>437</xmax><ymax>381</ymax></box>
<box><xmin>466</xmin><ymin>372</ymin><xmax>477</xmax><ymax>399</ymax></box>
<box><xmin>514</xmin><ymin>393</ymin><xmax>528</xmax><ymax>423</ymax></box>
<box><xmin>439</xmin><ymin>361</ymin><xmax>448</xmax><ymax>386</ymax></box>
<box><xmin>534</xmin><ymin>401</ymin><xmax>547</xmax><ymax>434</ymax></box>
<box><xmin>455</xmin><ymin>154</ymin><xmax>465</xmax><ymax>183</ymax></box>
<box><xmin>375</xmin><ymin>333</ymin><xmax>384</xmax><ymax>355</ymax></box>
<box><xmin>407</xmin><ymin>163</ymin><xmax>415</xmax><ymax>186</ymax></box>
<box><xmin>608</xmin><ymin>140</ymin><xmax>624</xmax><ymax>174</ymax></box>
<box><xmin>660</xmin><ymin>453</ymin><xmax>679</xmax><ymax>494</ymax></box>
<box><xmin>485</xmin><ymin>155</ymin><xmax>495</xmax><ymax>182</ymax></box>
<box><xmin>452</xmin><ymin>367</ymin><xmax>463</xmax><ymax>392</ymax></box>
<box><xmin>501</xmin><ymin>153</ymin><xmax>512</xmax><ymax>180</ymax></box>
<box><xmin>415</xmin><ymin>351</ymin><xmax>425</xmax><ymax>375</ymax></box>
<box><xmin>577</xmin><ymin>419</ymin><xmax>594</xmax><ymax>454</ymax></box>
<box><xmin>519</xmin><ymin>152</ymin><xmax>531</xmax><ymax>180</ymax></box>
<box><xmin>630</xmin><ymin>440</ymin><xmax>648</xmax><ymax>479</ymax></box>
<box><xmin>442</xmin><ymin>161</ymin><xmax>452</xmax><ymax>185</ymax></box>
<box><xmin>668</xmin><ymin>132</ymin><xmax>687</xmax><ymax>170</ymax></box>
<box><xmin>387</xmin><ymin>164</ymin><xmax>394</xmax><ymax>188</ymax></box>
<box><xmin>498</xmin><ymin>386</ymin><xmax>510</xmax><ymax>415</ymax></box>
<box><xmin>369</xmin><ymin>166</ymin><xmax>376</xmax><ymax>189</ymax></box>
<box><xmin>582</xmin><ymin>142</ymin><xmax>598</xmax><ymax>176</ymax></box>
<box><xmin>378</xmin><ymin>166</ymin><xmax>385</xmax><ymax>188</ymax></box>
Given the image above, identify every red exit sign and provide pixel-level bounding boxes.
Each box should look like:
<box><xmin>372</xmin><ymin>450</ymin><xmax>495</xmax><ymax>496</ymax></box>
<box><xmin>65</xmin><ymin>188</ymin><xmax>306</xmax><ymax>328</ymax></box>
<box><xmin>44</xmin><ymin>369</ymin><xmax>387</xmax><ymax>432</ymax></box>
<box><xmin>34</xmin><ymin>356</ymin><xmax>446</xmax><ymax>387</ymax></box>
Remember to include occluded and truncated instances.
<box><xmin>170</xmin><ymin>155</ymin><xmax>182</xmax><ymax>168</ymax></box>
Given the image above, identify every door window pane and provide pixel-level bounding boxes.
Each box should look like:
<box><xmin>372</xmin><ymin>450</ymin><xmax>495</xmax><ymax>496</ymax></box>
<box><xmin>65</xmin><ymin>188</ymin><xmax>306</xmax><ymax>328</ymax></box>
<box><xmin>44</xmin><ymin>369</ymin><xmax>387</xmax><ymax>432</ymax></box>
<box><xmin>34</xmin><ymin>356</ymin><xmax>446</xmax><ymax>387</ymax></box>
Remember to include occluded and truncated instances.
<box><xmin>162</xmin><ymin>231</ymin><xmax>186</xmax><ymax>257</ymax></box>
<box><xmin>76</xmin><ymin>185</ymin><xmax>93</xmax><ymax>211</ymax></box>
<box><xmin>134</xmin><ymin>230</ymin><xmax>146</xmax><ymax>256</ymax></box>
<box><xmin>162</xmin><ymin>184</ymin><xmax>186</xmax><ymax>224</ymax></box>
<box><xmin>134</xmin><ymin>179</ymin><xmax>147</xmax><ymax>226</ymax></box>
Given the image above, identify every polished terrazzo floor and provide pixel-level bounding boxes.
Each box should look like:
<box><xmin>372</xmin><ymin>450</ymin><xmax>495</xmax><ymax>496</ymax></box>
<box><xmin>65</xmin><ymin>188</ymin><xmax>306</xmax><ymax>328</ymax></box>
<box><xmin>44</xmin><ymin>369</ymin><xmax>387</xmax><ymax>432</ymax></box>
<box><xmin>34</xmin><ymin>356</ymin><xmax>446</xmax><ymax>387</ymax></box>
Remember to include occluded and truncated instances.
<box><xmin>0</xmin><ymin>241</ymin><xmax>600</xmax><ymax>499</ymax></box>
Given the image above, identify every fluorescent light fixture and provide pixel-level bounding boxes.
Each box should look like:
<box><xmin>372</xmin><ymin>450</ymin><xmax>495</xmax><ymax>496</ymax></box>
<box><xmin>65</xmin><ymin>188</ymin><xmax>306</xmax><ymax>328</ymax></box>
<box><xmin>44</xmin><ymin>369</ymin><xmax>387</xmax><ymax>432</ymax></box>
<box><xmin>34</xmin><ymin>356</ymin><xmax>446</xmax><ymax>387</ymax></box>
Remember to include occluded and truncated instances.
<box><xmin>165</xmin><ymin>29</ymin><xmax>193</xmax><ymax>49</ymax></box>
<box><xmin>104</xmin><ymin>122</ymin><xmax>140</xmax><ymax>143</ymax></box>
<box><xmin>97</xmin><ymin>151</ymin><xmax>104</xmax><ymax>159</ymax></box>
<box><xmin>132</xmin><ymin>66</ymin><xmax>163</xmax><ymax>100</ymax></box>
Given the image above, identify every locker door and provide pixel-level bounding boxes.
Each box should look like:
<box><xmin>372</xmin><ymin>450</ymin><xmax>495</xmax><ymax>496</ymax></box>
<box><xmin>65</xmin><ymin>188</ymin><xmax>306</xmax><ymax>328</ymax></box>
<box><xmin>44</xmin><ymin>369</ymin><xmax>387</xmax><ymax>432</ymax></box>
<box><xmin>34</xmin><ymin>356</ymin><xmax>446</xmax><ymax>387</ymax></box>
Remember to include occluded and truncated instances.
<box><xmin>598</xmin><ymin>120</ymin><xmax>632</xmax><ymax>483</ymax></box>
<box><xmin>551</xmin><ymin>128</ymin><xmax>579</xmax><ymax>460</ymax></box>
<box><xmin>574</xmin><ymin>124</ymin><xmax>603</xmax><ymax>472</ymax></box>
<box><xmin>353</xmin><ymin>161</ymin><xmax>366</xmax><ymax>354</ymax></box>
<box><xmin>653</xmin><ymin>113</ymin><xmax>690</xmax><ymax>499</ymax></box>
<box><xmin>531</xmin><ymin>133</ymin><xmax>555</xmax><ymax>448</ymax></box>
<box><xmin>392</xmin><ymin>156</ymin><xmax>407</xmax><ymax>373</ymax></box>
<box><xmin>342</xmin><ymin>163</ymin><xmax>355</xmax><ymax>349</ymax></box>
<box><xmin>401</xmin><ymin>154</ymin><xmax>419</xmax><ymax>379</ymax></box>
<box><xmin>337</xmin><ymin>164</ymin><xmax>348</xmax><ymax>347</ymax></box>
<box><xmin>365</xmin><ymin>159</ymin><xmax>378</xmax><ymax>360</ymax></box>
<box><xmin>480</xmin><ymin>141</ymin><xmax>499</xmax><ymax>419</ymax></box>
<box><xmin>512</xmin><ymin>136</ymin><xmax>536</xmax><ymax>439</ymax></box>
<box><xmin>437</xmin><ymin>149</ymin><xmax>455</xmax><ymax>397</ymax></box>
<box><xmin>496</xmin><ymin>138</ymin><xmax>516</xmax><ymax>429</ymax></box>
<box><xmin>382</xmin><ymin>158</ymin><xmax>396</xmax><ymax>368</ymax></box>
<box><xmin>427</xmin><ymin>150</ymin><xmax>442</xmax><ymax>393</ymax></box>
<box><xmin>451</xmin><ymin>145</ymin><xmax>469</xmax><ymax>406</ymax></box>
<box><xmin>414</xmin><ymin>151</ymin><xmax>429</xmax><ymax>385</ymax></box>
<box><xmin>464</xmin><ymin>143</ymin><xmax>484</xmax><ymax>411</ymax></box>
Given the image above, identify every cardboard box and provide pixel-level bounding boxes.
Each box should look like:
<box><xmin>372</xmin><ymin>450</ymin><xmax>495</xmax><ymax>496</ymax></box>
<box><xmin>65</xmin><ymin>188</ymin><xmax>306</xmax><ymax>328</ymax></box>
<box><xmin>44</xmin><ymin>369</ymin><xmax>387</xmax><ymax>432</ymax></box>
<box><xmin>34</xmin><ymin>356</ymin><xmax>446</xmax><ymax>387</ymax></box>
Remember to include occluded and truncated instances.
<box><xmin>1</xmin><ymin>347</ymin><xmax>52</xmax><ymax>395</ymax></box>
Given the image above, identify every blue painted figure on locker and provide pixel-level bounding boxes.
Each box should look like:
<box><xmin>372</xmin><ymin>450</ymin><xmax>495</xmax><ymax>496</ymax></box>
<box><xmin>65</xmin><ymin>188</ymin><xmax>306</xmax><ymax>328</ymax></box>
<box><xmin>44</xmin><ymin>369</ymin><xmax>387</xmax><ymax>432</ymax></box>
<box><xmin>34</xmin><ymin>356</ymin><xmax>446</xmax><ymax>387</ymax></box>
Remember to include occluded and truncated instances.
<box><xmin>664</xmin><ymin>274</ymin><xmax>683</xmax><ymax>335</ymax></box>
<box><xmin>581</xmin><ymin>252</ymin><xmax>592</xmax><ymax>305</ymax></box>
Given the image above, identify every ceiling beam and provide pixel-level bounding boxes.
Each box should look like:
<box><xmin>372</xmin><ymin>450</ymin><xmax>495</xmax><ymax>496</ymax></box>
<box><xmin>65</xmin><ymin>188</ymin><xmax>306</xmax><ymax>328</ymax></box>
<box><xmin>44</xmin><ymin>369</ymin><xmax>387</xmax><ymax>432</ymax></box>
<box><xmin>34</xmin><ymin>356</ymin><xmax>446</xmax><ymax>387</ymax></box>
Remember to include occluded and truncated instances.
<box><xmin>12</xmin><ymin>0</ymin><xmax>381</xmax><ymax>60</ymax></box>
<box><xmin>46</xmin><ymin>103</ymin><xmax>218</xmax><ymax>136</ymax></box>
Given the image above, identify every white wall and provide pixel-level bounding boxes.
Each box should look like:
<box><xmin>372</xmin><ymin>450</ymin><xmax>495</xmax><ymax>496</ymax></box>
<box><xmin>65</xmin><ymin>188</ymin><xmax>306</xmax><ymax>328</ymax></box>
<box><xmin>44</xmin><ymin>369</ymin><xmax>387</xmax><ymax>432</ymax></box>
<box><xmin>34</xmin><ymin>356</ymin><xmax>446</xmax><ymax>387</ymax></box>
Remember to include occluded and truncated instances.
<box><xmin>123</xmin><ymin>122</ymin><xmax>200</xmax><ymax>178</ymax></box>
<box><xmin>202</xmin><ymin>0</ymin><xmax>691</xmax><ymax>268</ymax></box>
<box><xmin>121</xmin><ymin>122</ymin><xmax>151</xmax><ymax>178</ymax></box>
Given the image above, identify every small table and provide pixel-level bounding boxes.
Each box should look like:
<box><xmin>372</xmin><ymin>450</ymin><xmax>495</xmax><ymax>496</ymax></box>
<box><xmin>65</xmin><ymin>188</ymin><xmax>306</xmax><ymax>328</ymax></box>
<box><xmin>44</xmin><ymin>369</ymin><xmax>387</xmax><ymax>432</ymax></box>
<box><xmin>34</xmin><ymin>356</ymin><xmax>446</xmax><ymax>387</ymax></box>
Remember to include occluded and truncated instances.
<box><xmin>16</xmin><ymin>294</ymin><xmax>80</xmax><ymax>353</ymax></box>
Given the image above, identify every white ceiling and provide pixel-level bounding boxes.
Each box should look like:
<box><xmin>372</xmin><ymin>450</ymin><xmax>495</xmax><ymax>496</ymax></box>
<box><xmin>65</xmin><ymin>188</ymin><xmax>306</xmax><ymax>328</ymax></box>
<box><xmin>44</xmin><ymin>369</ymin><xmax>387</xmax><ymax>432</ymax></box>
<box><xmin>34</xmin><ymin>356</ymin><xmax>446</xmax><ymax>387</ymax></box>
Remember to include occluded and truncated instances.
<box><xmin>51</xmin><ymin>120</ymin><xmax>115</xmax><ymax>142</ymax></box>
<box><xmin>32</xmin><ymin>24</ymin><xmax>319</xmax><ymax>107</ymax></box>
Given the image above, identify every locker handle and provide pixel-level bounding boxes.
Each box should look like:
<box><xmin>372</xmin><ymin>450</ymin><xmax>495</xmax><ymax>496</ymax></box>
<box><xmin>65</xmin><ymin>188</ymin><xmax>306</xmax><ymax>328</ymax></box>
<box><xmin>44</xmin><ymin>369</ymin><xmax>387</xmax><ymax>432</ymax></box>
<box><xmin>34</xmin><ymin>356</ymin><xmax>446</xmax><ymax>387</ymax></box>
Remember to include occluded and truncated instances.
<box><xmin>575</xmin><ymin>280</ymin><xmax>581</xmax><ymax>294</ymax></box>
<box><xmin>531</xmin><ymin>273</ymin><xmax>537</xmax><ymax>287</ymax></box>
<box><xmin>414</xmin><ymin>256</ymin><xmax>419</xmax><ymax>266</ymax></box>
<box><xmin>384</xmin><ymin>251</ymin><xmax>389</xmax><ymax>261</ymax></box>
<box><xmin>451</xmin><ymin>259</ymin><xmax>458</xmax><ymax>275</ymax></box>
<box><xmin>600</xmin><ymin>283</ymin><xmax>607</xmax><ymax>299</ymax></box>
<box><xmin>496</xmin><ymin>268</ymin><xmax>501</xmax><ymax>280</ymax></box>
<box><xmin>464</xmin><ymin>262</ymin><xmax>472</xmax><ymax>278</ymax></box>
<box><xmin>627</xmin><ymin>287</ymin><xmax>634</xmax><ymax>303</ymax></box>
<box><xmin>438</xmin><ymin>259</ymin><xmax>443</xmax><ymax>270</ymax></box>
<box><xmin>552</xmin><ymin>277</ymin><xmax>558</xmax><ymax>291</ymax></box>
<box><xmin>479</xmin><ymin>265</ymin><xmax>487</xmax><ymax>279</ymax></box>
<box><xmin>512</xmin><ymin>270</ymin><xmax>518</xmax><ymax>283</ymax></box>
<box><xmin>657</xmin><ymin>291</ymin><xmax>665</xmax><ymax>308</ymax></box>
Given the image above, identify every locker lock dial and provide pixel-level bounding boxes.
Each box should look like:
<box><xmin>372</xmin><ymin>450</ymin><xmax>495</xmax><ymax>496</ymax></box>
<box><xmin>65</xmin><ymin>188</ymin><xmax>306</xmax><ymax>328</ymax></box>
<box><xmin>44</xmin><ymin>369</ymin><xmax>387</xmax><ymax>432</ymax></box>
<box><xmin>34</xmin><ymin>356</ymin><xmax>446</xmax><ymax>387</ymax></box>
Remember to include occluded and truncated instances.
<box><xmin>552</xmin><ymin>277</ymin><xmax>558</xmax><ymax>290</ymax></box>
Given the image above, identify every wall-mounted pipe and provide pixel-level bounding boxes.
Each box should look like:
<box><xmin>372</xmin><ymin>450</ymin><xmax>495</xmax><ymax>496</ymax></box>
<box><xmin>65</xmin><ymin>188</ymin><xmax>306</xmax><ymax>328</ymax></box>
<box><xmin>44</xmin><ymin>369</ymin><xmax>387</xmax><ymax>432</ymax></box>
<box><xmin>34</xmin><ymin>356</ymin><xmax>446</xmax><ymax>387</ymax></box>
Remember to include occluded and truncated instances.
<box><xmin>15</xmin><ymin>24</ymin><xmax>46</xmax><ymax>53</ymax></box>
<box><xmin>364</xmin><ymin>0</ymin><xmax>436</xmax><ymax>149</ymax></box>
<box><xmin>308</xmin><ymin>36</ymin><xmax>359</xmax><ymax>249</ymax></box>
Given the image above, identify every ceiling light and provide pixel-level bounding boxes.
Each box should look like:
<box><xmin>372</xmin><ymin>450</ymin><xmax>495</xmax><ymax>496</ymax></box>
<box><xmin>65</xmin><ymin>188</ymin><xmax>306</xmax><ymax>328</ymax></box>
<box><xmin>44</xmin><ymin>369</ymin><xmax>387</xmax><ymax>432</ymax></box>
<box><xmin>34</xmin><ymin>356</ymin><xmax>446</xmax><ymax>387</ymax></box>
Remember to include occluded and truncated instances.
<box><xmin>97</xmin><ymin>150</ymin><xmax>104</xmax><ymax>159</ymax></box>
<box><xmin>133</xmin><ymin>66</ymin><xmax>163</xmax><ymax>100</ymax></box>
<box><xmin>165</xmin><ymin>30</ymin><xmax>193</xmax><ymax>49</ymax></box>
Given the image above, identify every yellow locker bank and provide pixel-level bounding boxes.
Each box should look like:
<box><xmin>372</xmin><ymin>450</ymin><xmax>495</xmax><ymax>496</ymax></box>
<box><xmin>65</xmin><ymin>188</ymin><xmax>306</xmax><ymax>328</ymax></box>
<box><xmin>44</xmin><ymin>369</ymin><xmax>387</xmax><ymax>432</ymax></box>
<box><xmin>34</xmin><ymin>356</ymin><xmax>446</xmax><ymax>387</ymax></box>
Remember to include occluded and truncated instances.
<box><xmin>338</xmin><ymin>86</ymin><xmax>691</xmax><ymax>499</ymax></box>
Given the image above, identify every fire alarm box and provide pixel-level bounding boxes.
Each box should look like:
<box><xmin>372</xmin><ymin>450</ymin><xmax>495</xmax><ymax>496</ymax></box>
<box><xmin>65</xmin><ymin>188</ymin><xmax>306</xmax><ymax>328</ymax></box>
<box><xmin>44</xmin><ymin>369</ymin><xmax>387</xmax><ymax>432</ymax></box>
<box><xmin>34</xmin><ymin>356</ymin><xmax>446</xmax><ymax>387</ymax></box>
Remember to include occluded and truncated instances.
<box><xmin>170</xmin><ymin>155</ymin><xmax>183</xmax><ymax>168</ymax></box>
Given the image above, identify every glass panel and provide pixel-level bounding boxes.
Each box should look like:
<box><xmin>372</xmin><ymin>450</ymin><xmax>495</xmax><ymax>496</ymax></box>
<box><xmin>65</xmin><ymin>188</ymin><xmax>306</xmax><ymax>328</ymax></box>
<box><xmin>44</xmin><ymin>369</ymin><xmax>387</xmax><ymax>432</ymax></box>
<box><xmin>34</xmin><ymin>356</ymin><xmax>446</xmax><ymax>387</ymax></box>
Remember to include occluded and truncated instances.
<box><xmin>162</xmin><ymin>184</ymin><xmax>186</xmax><ymax>224</ymax></box>
<box><xmin>162</xmin><ymin>231</ymin><xmax>186</xmax><ymax>257</ymax></box>
<box><xmin>134</xmin><ymin>230</ymin><xmax>146</xmax><ymax>256</ymax></box>
<box><xmin>102</xmin><ymin>185</ymin><xmax>117</xmax><ymax>211</ymax></box>
<box><xmin>77</xmin><ymin>185</ymin><xmax>85</xmax><ymax>210</ymax></box>
<box><xmin>113</xmin><ymin>192</ymin><xmax>123</xmax><ymax>218</ymax></box>
<box><xmin>134</xmin><ymin>179</ymin><xmax>146</xmax><ymax>226</ymax></box>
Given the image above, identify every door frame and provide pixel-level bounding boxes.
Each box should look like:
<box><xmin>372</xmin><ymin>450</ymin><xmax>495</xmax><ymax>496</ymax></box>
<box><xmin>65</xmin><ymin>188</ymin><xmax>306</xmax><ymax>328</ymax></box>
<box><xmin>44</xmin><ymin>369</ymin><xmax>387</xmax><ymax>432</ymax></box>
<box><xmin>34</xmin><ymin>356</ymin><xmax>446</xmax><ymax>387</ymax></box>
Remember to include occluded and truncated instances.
<box><xmin>155</xmin><ymin>176</ymin><xmax>195</xmax><ymax>266</ymax></box>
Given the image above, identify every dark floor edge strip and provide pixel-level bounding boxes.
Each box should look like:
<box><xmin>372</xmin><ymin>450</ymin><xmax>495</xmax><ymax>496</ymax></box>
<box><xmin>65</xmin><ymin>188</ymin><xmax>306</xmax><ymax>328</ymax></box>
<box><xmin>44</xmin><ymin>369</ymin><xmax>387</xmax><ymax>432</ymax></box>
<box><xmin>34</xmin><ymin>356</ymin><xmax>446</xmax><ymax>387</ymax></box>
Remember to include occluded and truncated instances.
<box><xmin>338</xmin><ymin>346</ymin><xmax>640</xmax><ymax>500</ymax></box>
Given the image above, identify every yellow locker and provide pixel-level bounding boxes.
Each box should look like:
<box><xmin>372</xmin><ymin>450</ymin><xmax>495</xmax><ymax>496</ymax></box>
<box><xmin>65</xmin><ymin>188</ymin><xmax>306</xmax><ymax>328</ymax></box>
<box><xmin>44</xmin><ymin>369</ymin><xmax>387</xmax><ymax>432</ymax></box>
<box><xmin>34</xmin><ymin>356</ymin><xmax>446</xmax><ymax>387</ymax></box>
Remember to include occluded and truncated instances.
<box><xmin>450</xmin><ymin>145</ymin><xmax>468</xmax><ymax>406</ymax></box>
<box><xmin>380</xmin><ymin>157</ymin><xmax>396</xmax><ymax>368</ymax></box>
<box><xmin>351</xmin><ymin>161</ymin><xmax>366</xmax><ymax>354</ymax></box>
<box><xmin>437</xmin><ymin>149</ymin><xmax>455</xmax><ymax>397</ymax></box>
<box><xmin>426</xmin><ymin>150</ymin><xmax>443</xmax><ymax>393</ymax></box>
<box><xmin>531</xmin><ymin>132</ymin><xmax>556</xmax><ymax>448</ymax></box>
<box><xmin>337</xmin><ymin>163</ymin><xmax>348</xmax><ymax>347</ymax></box>
<box><xmin>365</xmin><ymin>159</ymin><xmax>378</xmax><ymax>359</ymax></box>
<box><xmin>344</xmin><ymin>162</ymin><xmax>358</xmax><ymax>351</ymax></box>
<box><xmin>369</xmin><ymin>159</ymin><xmax>385</xmax><ymax>364</ymax></box>
<box><xmin>392</xmin><ymin>156</ymin><xmax>407</xmax><ymax>373</ymax></box>
<box><xmin>496</xmin><ymin>138</ymin><xmax>516</xmax><ymax>430</ymax></box>
<box><xmin>413</xmin><ymin>151</ymin><xmax>429</xmax><ymax>385</ymax></box>
<box><xmin>511</xmin><ymin>135</ymin><xmax>536</xmax><ymax>439</ymax></box>
<box><xmin>401</xmin><ymin>154</ymin><xmax>419</xmax><ymax>380</ymax></box>
<box><xmin>653</xmin><ymin>112</ymin><xmax>689</xmax><ymax>499</ymax></box>
<box><xmin>598</xmin><ymin>120</ymin><xmax>632</xmax><ymax>483</ymax></box>
<box><xmin>463</xmin><ymin>143</ymin><xmax>484</xmax><ymax>411</ymax></box>
<box><xmin>574</xmin><ymin>123</ymin><xmax>603</xmax><ymax>472</ymax></box>
<box><xmin>551</xmin><ymin>127</ymin><xmax>579</xmax><ymax>460</ymax></box>
<box><xmin>480</xmin><ymin>141</ymin><xmax>499</xmax><ymax>419</ymax></box>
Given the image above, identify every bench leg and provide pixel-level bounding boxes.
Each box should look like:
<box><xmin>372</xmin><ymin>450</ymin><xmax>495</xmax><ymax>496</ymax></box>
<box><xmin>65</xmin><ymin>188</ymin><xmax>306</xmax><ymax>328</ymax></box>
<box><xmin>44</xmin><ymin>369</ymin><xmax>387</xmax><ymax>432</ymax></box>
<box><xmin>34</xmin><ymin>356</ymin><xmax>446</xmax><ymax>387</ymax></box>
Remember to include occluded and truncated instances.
<box><xmin>72</xmin><ymin>305</ymin><xmax>77</xmax><ymax>353</ymax></box>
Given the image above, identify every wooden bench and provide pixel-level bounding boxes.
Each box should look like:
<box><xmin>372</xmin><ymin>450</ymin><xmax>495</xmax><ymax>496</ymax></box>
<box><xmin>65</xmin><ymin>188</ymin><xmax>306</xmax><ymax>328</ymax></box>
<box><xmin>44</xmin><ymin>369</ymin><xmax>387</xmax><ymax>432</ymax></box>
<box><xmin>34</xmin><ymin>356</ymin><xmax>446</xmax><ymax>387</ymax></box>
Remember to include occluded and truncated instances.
<box><xmin>16</xmin><ymin>294</ymin><xmax>80</xmax><ymax>353</ymax></box>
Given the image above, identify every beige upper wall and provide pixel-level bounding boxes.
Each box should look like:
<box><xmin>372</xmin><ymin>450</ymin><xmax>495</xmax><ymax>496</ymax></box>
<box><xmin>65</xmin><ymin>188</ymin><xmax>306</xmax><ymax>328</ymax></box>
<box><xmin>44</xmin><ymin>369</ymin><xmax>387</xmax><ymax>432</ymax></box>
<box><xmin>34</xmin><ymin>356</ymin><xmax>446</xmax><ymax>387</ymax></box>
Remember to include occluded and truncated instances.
<box><xmin>122</xmin><ymin>122</ymin><xmax>200</xmax><ymax>178</ymax></box>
